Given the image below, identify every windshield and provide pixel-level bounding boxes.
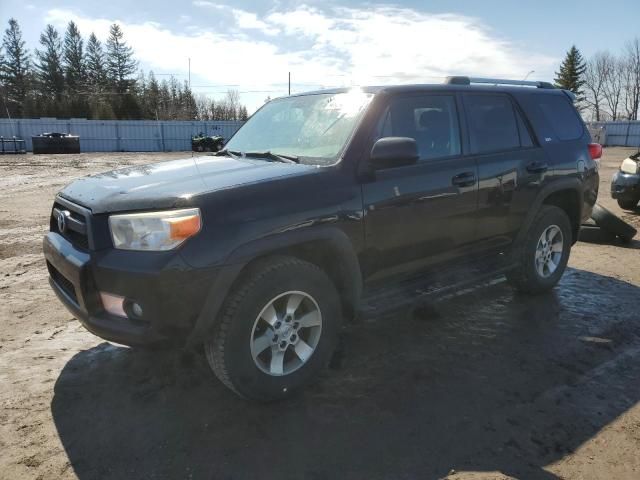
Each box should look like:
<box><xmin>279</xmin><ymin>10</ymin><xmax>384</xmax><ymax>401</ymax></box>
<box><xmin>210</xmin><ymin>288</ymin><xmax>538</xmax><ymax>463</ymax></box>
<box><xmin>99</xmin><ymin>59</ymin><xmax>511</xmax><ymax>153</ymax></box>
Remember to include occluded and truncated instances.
<box><xmin>224</xmin><ymin>90</ymin><xmax>373</xmax><ymax>165</ymax></box>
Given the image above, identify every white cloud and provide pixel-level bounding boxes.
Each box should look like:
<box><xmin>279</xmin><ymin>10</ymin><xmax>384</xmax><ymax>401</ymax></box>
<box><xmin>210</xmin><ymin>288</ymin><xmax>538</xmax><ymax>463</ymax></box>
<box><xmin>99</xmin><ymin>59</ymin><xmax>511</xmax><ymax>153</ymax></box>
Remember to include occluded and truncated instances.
<box><xmin>44</xmin><ymin>5</ymin><xmax>557</xmax><ymax>111</ymax></box>
<box><xmin>191</xmin><ymin>1</ymin><xmax>279</xmax><ymax>35</ymax></box>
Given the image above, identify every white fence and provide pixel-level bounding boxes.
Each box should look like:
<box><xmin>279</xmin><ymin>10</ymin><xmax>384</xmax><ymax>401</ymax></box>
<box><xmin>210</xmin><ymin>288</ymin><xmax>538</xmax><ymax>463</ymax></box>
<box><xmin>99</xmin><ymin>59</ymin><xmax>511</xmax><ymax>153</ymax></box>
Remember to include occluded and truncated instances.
<box><xmin>0</xmin><ymin>119</ymin><xmax>244</xmax><ymax>152</ymax></box>
<box><xmin>587</xmin><ymin>121</ymin><xmax>640</xmax><ymax>147</ymax></box>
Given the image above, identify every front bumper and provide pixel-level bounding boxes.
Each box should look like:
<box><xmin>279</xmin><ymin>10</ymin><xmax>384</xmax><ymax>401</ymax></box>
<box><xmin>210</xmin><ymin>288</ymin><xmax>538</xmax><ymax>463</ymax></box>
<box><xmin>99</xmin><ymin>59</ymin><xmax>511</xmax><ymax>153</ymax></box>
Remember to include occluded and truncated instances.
<box><xmin>43</xmin><ymin>232</ymin><xmax>217</xmax><ymax>347</ymax></box>
<box><xmin>611</xmin><ymin>171</ymin><xmax>640</xmax><ymax>201</ymax></box>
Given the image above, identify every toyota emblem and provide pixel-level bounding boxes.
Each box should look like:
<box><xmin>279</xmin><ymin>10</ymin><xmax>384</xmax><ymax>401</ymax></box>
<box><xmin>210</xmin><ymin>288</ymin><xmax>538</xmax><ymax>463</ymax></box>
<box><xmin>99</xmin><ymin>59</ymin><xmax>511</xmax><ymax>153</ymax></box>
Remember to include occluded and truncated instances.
<box><xmin>57</xmin><ymin>210</ymin><xmax>70</xmax><ymax>233</ymax></box>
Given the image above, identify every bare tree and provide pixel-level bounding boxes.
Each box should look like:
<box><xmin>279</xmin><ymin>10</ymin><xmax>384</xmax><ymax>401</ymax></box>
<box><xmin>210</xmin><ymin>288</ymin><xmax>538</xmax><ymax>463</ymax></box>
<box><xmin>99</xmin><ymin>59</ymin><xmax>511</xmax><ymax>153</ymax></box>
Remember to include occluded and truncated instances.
<box><xmin>583</xmin><ymin>52</ymin><xmax>608</xmax><ymax>121</ymax></box>
<box><xmin>601</xmin><ymin>52</ymin><xmax>625</xmax><ymax>121</ymax></box>
<box><xmin>622</xmin><ymin>37</ymin><xmax>640</xmax><ymax>120</ymax></box>
<box><xmin>195</xmin><ymin>90</ymin><xmax>245</xmax><ymax>121</ymax></box>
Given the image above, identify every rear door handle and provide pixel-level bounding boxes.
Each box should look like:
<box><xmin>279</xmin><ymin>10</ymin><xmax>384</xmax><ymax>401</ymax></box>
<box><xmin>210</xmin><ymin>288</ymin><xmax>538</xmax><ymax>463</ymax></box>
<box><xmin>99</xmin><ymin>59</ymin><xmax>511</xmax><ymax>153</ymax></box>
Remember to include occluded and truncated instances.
<box><xmin>452</xmin><ymin>172</ymin><xmax>476</xmax><ymax>187</ymax></box>
<box><xmin>526</xmin><ymin>162</ymin><xmax>548</xmax><ymax>174</ymax></box>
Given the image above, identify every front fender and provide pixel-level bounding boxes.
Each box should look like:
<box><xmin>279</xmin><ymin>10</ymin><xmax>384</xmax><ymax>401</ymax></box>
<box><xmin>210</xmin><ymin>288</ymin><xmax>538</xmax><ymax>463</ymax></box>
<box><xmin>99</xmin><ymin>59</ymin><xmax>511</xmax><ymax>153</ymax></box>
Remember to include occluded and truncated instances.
<box><xmin>187</xmin><ymin>226</ymin><xmax>362</xmax><ymax>345</ymax></box>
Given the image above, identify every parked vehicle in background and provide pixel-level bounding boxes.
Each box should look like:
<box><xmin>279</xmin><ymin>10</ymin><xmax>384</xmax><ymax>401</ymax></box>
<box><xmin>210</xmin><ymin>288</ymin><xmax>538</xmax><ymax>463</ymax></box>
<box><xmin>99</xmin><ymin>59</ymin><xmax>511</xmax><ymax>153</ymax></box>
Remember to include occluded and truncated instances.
<box><xmin>43</xmin><ymin>77</ymin><xmax>600</xmax><ymax>401</ymax></box>
<box><xmin>191</xmin><ymin>133</ymin><xmax>224</xmax><ymax>152</ymax></box>
<box><xmin>611</xmin><ymin>151</ymin><xmax>640</xmax><ymax>210</ymax></box>
<box><xmin>32</xmin><ymin>132</ymin><xmax>80</xmax><ymax>154</ymax></box>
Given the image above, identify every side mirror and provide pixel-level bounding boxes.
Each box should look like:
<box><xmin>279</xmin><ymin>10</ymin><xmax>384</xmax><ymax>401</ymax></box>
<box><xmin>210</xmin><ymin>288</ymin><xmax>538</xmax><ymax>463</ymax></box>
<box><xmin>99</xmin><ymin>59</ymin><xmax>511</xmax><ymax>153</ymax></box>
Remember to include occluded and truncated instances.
<box><xmin>369</xmin><ymin>137</ymin><xmax>419</xmax><ymax>169</ymax></box>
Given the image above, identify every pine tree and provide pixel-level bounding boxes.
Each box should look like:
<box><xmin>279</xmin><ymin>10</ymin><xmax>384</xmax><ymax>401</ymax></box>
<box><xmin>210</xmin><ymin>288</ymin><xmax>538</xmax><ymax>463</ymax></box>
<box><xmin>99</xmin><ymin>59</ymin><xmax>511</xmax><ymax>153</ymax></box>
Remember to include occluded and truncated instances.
<box><xmin>182</xmin><ymin>80</ymin><xmax>198</xmax><ymax>120</ymax></box>
<box><xmin>555</xmin><ymin>45</ymin><xmax>587</xmax><ymax>102</ymax></box>
<box><xmin>63</xmin><ymin>21</ymin><xmax>85</xmax><ymax>91</ymax></box>
<box><xmin>158</xmin><ymin>79</ymin><xmax>170</xmax><ymax>119</ymax></box>
<box><xmin>35</xmin><ymin>24</ymin><xmax>65</xmax><ymax>99</ymax></box>
<box><xmin>145</xmin><ymin>71</ymin><xmax>160</xmax><ymax>119</ymax></box>
<box><xmin>105</xmin><ymin>23</ymin><xmax>137</xmax><ymax>94</ymax></box>
<box><xmin>85</xmin><ymin>33</ymin><xmax>106</xmax><ymax>91</ymax></box>
<box><xmin>2</xmin><ymin>18</ymin><xmax>31</xmax><ymax>116</ymax></box>
<box><xmin>239</xmin><ymin>105</ymin><xmax>248</xmax><ymax>121</ymax></box>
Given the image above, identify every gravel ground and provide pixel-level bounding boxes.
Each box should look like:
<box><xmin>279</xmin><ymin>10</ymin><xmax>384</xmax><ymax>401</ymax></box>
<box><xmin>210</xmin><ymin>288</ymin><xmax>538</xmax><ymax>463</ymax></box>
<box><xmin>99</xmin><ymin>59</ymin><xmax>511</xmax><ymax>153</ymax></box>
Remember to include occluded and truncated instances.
<box><xmin>0</xmin><ymin>148</ymin><xmax>639</xmax><ymax>480</ymax></box>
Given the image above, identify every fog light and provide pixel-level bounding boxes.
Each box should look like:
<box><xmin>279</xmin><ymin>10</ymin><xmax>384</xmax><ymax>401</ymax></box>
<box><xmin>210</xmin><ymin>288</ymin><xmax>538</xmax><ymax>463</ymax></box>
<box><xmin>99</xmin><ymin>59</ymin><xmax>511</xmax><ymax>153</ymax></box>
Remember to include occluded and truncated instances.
<box><xmin>132</xmin><ymin>302</ymin><xmax>143</xmax><ymax>317</ymax></box>
<box><xmin>99</xmin><ymin>292</ymin><xmax>126</xmax><ymax>318</ymax></box>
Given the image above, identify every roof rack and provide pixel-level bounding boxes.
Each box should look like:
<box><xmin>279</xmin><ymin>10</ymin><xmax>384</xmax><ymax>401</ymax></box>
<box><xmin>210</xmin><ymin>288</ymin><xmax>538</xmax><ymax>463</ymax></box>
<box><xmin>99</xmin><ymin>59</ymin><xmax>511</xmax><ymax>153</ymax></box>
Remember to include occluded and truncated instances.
<box><xmin>445</xmin><ymin>76</ymin><xmax>555</xmax><ymax>89</ymax></box>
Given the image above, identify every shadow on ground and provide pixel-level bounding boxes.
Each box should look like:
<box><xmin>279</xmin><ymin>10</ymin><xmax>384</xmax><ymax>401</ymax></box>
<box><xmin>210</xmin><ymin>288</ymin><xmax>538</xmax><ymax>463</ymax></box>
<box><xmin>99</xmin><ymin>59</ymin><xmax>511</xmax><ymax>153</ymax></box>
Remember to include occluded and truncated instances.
<box><xmin>51</xmin><ymin>268</ymin><xmax>640</xmax><ymax>479</ymax></box>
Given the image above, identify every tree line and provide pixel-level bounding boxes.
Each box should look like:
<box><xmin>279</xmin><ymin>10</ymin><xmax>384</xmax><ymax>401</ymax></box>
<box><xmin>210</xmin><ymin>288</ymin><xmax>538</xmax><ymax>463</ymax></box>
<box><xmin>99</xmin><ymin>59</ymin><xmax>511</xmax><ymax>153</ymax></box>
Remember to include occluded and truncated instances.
<box><xmin>555</xmin><ymin>40</ymin><xmax>640</xmax><ymax>122</ymax></box>
<box><xmin>0</xmin><ymin>18</ymin><xmax>248</xmax><ymax>121</ymax></box>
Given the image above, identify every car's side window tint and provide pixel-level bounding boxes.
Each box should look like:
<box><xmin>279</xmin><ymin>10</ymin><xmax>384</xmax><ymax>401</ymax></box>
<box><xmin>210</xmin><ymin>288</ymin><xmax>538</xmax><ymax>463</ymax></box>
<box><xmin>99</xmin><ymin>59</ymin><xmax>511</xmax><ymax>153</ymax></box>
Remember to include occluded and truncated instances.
<box><xmin>464</xmin><ymin>95</ymin><xmax>520</xmax><ymax>154</ymax></box>
<box><xmin>376</xmin><ymin>95</ymin><xmax>461</xmax><ymax>161</ymax></box>
<box><xmin>515</xmin><ymin>108</ymin><xmax>534</xmax><ymax>147</ymax></box>
<box><xmin>534</xmin><ymin>94</ymin><xmax>584</xmax><ymax>141</ymax></box>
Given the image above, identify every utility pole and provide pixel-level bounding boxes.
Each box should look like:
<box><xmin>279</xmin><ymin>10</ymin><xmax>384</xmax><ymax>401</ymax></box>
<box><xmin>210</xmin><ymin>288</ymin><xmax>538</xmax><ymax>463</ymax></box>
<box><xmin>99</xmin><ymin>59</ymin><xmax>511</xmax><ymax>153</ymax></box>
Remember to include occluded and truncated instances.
<box><xmin>188</xmin><ymin>58</ymin><xmax>191</xmax><ymax>89</ymax></box>
<box><xmin>288</xmin><ymin>72</ymin><xmax>291</xmax><ymax>96</ymax></box>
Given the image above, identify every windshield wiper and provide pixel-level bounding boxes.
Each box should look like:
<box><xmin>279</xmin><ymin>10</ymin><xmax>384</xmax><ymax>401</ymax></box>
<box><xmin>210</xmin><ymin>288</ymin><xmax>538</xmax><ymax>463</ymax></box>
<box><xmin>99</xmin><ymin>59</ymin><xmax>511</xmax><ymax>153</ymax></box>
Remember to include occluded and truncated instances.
<box><xmin>244</xmin><ymin>151</ymin><xmax>299</xmax><ymax>164</ymax></box>
<box><xmin>215</xmin><ymin>149</ymin><xmax>241</xmax><ymax>159</ymax></box>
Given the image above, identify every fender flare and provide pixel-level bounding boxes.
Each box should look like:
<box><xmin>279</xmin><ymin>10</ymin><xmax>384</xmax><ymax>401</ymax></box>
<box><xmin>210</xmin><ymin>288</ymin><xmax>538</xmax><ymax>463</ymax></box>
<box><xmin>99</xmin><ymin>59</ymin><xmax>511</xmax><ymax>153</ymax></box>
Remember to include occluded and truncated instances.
<box><xmin>188</xmin><ymin>226</ymin><xmax>362</xmax><ymax>345</ymax></box>
<box><xmin>514</xmin><ymin>177</ymin><xmax>583</xmax><ymax>247</ymax></box>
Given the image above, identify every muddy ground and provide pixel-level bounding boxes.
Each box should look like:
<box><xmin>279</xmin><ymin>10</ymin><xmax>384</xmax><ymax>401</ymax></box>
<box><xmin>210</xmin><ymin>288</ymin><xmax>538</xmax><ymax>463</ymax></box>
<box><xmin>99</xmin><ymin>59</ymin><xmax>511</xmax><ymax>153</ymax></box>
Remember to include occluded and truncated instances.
<box><xmin>0</xmin><ymin>148</ymin><xmax>639</xmax><ymax>480</ymax></box>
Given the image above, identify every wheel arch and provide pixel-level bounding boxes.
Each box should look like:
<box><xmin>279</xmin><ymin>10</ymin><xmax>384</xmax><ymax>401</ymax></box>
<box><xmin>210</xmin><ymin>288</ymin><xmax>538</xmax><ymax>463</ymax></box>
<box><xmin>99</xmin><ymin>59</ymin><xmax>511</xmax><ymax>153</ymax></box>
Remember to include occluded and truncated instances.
<box><xmin>188</xmin><ymin>227</ymin><xmax>362</xmax><ymax>345</ymax></box>
<box><xmin>517</xmin><ymin>178</ymin><xmax>583</xmax><ymax>246</ymax></box>
<box><xmin>542</xmin><ymin>189</ymin><xmax>581</xmax><ymax>244</ymax></box>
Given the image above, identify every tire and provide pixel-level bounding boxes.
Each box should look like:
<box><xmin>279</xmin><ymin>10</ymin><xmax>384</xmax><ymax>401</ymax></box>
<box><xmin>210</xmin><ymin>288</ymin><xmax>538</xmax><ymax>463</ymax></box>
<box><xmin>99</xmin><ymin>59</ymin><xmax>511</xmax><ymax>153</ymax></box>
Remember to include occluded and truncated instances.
<box><xmin>507</xmin><ymin>205</ymin><xmax>572</xmax><ymax>294</ymax></box>
<box><xmin>204</xmin><ymin>256</ymin><xmax>342</xmax><ymax>401</ymax></box>
<box><xmin>591</xmin><ymin>203</ymin><xmax>637</xmax><ymax>243</ymax></box>
<box><xmin>578</xmin><ymin>224</ymin><xmax>616</xmax><ymax>244</ymax></box>
<box><xmin>617</xmin><ymin>198</ymin><xmax>639</xmax><ymax>211</ymax></box>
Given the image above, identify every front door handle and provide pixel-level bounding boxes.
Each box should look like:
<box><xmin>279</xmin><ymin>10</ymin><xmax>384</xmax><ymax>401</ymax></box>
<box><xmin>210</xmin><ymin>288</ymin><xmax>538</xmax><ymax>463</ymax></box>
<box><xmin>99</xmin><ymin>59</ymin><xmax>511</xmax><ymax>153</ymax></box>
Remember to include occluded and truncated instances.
<box><xmin>526</xmin><ymin>161</ymin><xmax>548</xmax><ymax>174</ymax></box>
<box><xmin>452</xmin><ymin>172</ymin><xmax>476</xmax><ymax>187</ymax></box>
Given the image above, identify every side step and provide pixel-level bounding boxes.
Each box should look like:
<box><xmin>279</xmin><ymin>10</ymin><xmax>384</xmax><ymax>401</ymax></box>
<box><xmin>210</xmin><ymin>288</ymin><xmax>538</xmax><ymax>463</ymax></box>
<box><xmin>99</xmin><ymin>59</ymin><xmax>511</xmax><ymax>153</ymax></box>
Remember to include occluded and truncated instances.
<box><xmin>358</xmin><ymin>255</ymin><xmax>515</xmax><ymax>318</ymax></box>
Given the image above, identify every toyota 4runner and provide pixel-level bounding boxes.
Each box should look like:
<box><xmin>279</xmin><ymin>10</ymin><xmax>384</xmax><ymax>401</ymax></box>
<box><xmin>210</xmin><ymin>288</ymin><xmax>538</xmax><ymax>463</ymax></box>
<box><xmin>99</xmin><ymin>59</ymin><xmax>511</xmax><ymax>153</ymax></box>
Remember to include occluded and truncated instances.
<box><xmin>44</xmin><ymin>77</ymin><xmax>600</xmax><ymax>400</ymax></box>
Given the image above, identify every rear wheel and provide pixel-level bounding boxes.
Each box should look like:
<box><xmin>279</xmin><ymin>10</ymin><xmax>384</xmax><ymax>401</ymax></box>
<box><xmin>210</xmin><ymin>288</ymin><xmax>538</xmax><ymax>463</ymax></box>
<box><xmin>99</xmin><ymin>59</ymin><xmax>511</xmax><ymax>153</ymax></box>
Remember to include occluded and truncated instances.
<box><xmin>507</xmin><ymin>205</ymin><xmax>572</xmax><ymax>294</ymax></box>
<box><xmin>204</xmin><ymin>256</ymin><xmax>341</xmax><ymax>401</ymax></box>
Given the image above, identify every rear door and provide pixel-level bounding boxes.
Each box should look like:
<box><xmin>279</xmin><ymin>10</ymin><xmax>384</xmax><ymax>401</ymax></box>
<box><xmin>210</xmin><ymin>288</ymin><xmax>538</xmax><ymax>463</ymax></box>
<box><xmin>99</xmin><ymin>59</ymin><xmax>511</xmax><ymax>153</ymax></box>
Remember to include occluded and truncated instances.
<box><xmin>361</xmin><ymin>93</ymin><xmax>478</xmax><ymax>278</ymax></box>
<box><xmin>462</xmin><ymin>93</ymin><xmax>548</xmax><ymax>247</ymax></box>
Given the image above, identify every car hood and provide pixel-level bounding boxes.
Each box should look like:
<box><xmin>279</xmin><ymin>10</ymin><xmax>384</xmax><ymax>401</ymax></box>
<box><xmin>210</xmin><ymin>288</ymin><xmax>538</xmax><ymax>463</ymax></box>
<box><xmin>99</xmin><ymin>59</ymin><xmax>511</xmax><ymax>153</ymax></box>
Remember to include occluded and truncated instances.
<box><xmin>59</xmin><ymin>155</ymin><xmax>315</xmax><ymax>213</ymax></box>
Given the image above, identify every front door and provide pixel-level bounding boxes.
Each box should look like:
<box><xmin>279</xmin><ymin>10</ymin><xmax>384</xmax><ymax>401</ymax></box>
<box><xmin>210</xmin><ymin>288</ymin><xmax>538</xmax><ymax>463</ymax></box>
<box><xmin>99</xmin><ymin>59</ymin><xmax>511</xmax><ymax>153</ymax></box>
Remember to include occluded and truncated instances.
<box><xmin>361</xmin><ymin>93</ymin><xmax>478</xmax><ymax>279</ymax></box>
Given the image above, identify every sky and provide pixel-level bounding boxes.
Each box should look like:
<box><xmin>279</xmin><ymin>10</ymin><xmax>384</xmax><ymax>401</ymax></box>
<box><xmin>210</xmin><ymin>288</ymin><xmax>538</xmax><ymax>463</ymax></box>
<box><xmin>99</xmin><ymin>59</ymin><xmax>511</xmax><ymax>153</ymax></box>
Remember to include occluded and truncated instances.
<box><xmin>1</xmin><ymin>0</ymin><xmax>640</xmax><ymax>112</ymax></box>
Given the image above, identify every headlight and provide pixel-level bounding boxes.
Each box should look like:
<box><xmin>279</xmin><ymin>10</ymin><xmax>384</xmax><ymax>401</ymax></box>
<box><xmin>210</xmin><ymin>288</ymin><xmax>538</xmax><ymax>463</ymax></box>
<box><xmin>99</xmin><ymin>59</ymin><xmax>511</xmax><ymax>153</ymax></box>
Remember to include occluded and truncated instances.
<box><xmin>621</xmin><ymin>158</ymin><xmax>640</xmax><ymax>175</ymax></box>
<box><xmin>109</xmin><ymin>208</ymin><xmax>201</xmax><ymax>251</ymax></box>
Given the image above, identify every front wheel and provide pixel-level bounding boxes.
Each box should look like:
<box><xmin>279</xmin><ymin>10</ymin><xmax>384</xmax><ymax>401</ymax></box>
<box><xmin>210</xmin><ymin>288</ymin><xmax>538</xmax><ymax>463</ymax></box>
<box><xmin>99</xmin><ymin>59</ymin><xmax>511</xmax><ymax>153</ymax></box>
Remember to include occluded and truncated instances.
<box><xmin>507</xmin><ymin>205</ymin><xmax>572</xmax><ymax>294</ymax></box>
<box><xmin>205</xmin><ymin>256</ymin><xmax>342</xmax><ymax>401</ymax></box>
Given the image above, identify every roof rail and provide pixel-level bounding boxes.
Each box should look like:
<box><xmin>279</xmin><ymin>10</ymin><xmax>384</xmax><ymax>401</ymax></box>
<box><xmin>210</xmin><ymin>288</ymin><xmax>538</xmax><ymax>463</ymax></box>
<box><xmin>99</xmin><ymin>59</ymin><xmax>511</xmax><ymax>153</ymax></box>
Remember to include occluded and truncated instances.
<box><xmin>445</xmin><ymin>76</ymin><xmax>555</xmax><ymax>89</ymax></box>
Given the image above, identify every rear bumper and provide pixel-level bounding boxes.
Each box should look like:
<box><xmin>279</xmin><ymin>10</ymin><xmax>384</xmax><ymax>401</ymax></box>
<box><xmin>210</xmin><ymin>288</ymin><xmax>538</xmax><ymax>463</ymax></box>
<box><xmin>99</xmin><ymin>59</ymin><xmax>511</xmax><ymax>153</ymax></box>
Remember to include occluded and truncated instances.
<box><xmin>43</xmin><ymin>232</ymin><xmax>217</xmax><ymax>347</ymax></box>
<box><xmin>611</xmin><ymin>171</ymin><xmax>640</xmax><ymax>201</ymax></box>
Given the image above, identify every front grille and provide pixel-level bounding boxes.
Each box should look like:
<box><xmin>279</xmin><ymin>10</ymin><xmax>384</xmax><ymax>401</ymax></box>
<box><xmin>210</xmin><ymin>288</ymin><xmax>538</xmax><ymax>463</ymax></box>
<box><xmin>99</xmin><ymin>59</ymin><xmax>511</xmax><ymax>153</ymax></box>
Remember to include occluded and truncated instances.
<box><xmin>47</xmin><ymin>262</ymin><xmax>78</xmax><ymax>304</ymax></box>
<box><xmin>50</xmin><ymin>200</ymin><xmax>90</xmax><ymax>250</ymax></box>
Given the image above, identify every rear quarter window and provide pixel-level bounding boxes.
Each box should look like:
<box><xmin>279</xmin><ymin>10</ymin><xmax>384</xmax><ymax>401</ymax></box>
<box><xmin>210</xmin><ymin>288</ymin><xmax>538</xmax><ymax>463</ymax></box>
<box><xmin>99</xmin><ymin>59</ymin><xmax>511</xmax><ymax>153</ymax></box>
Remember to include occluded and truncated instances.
<box><xmin>534</xmin><ymin>94</ymin><xmax>584</xmax><ymax>141</ymax></box>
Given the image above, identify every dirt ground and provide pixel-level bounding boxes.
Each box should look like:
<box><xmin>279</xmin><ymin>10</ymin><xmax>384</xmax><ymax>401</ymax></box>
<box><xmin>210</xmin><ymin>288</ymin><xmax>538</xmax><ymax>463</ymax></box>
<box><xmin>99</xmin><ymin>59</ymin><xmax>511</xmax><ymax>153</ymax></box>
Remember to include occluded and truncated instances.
<box><xmin>0</xmin><ymin>148</ymin><xmax>639</xmax><ymax>480</ymax></box>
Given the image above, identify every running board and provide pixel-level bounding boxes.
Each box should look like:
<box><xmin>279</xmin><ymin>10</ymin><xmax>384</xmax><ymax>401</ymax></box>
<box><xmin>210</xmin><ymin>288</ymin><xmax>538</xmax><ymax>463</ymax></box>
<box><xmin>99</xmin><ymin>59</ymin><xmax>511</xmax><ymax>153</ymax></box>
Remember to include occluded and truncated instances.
<box><xmin>359</xmin><ymin>256</ymin><xmax>515</xmax><ymax>318</ymax></box>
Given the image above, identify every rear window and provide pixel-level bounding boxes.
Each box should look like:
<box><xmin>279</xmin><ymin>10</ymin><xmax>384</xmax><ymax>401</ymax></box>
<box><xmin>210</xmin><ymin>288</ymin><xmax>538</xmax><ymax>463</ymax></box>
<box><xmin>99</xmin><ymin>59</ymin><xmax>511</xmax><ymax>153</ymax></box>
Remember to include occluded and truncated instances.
<box><xmin>534</xmin><ymin>94</ymin><xmax>583</xmax><ymax>141</ymax></box>
<box><xmin>463</xmin><ymin>95</ymin><xmax>520</xmax><ymax>154</ymax></box>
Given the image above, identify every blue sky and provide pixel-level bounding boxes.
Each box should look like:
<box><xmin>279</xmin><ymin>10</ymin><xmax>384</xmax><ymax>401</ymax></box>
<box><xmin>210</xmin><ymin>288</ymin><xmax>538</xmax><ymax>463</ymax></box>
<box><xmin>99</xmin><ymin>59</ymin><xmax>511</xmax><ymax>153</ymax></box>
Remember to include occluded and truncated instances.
<box><xmin>2</xmin><ymin>0</ymin><xmax>639</xmax><ymax>111</ymax></box>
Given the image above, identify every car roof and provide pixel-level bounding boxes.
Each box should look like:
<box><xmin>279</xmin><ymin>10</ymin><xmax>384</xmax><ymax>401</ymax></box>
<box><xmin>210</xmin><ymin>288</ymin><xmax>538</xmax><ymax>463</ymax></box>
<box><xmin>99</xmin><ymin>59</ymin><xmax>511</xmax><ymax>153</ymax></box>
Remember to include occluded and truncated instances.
<box><xmin>288</xmin><ymin>83</ymin><xmax>566</xmax><ymax>98</ymax></box>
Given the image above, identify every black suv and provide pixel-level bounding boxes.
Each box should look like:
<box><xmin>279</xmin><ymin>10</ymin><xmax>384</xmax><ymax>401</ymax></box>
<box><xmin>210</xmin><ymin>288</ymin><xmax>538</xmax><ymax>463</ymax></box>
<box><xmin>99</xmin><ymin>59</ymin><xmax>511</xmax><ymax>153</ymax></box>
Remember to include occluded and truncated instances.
<box><xmin>44</xmin><ymin>77</ymin><xmax>600</xmax><ymax>400</ymax></box>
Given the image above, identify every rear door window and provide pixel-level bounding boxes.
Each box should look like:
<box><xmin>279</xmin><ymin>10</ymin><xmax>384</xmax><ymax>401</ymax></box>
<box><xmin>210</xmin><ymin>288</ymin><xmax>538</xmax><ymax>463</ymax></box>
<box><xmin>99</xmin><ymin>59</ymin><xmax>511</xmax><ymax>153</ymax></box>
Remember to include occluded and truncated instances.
<box><xmin>463</xmin><ymin>94</ymin><xmax>521</xmax><ymax>154</ymax></box>
<box><xmin>515</xmin><ymin>108</ymin><xmax>534</xmax><ymax>147</ymax></box>
<box><xmin>377</xmin><ymin>95</ymin><xmax>461</xmax><ymax>161</ymax></box>
<box><xmin>534</xmin><ymin>94</ymin><xmax>584</xmax><ymax>141</ymax></box>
